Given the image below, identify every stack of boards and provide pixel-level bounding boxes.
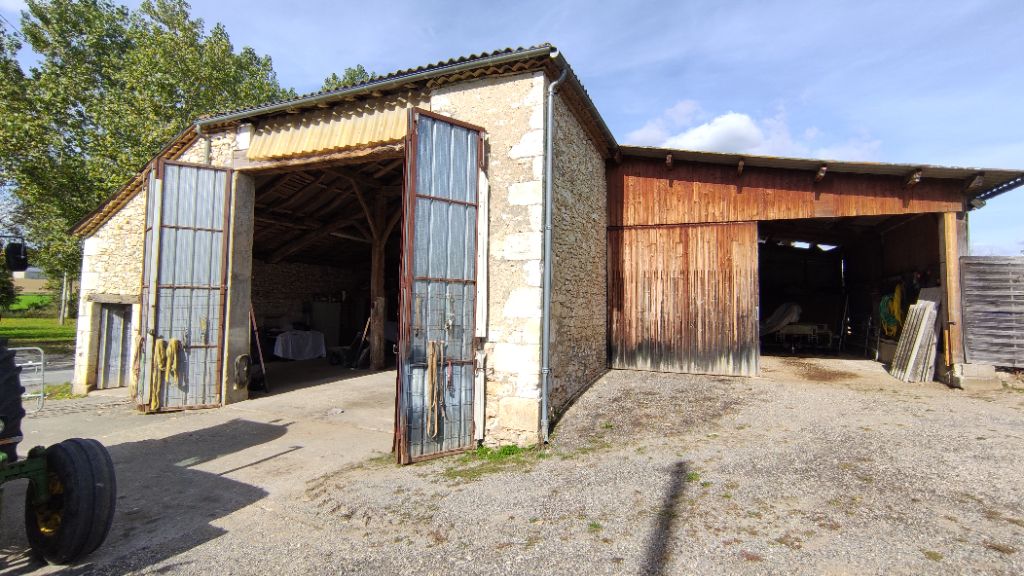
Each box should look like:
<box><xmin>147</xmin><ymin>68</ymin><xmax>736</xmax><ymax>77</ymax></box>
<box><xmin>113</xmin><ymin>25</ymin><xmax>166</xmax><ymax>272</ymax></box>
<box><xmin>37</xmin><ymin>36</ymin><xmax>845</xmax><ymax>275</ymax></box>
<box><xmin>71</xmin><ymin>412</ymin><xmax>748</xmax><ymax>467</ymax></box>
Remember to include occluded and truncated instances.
<box><xmin>889</xmin><ymin>288</ymin><xmax>943</xmax><ymax>383</ymax></box>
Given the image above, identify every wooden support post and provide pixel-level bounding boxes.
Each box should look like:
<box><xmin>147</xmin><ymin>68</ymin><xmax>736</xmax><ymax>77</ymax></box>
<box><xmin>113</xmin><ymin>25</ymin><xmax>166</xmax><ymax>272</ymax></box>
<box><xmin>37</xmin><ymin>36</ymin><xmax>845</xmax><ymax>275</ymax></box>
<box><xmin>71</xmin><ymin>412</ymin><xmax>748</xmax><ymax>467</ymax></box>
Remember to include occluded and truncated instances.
<box><xmin>369</xmin><ymin>194</ymin><xmax>387</xmax><ymax>370</ymax></box>
<box><xmin>939</xmin><ymin>211</ymin><xmax>966</xmax><ymax>366</ymax></box>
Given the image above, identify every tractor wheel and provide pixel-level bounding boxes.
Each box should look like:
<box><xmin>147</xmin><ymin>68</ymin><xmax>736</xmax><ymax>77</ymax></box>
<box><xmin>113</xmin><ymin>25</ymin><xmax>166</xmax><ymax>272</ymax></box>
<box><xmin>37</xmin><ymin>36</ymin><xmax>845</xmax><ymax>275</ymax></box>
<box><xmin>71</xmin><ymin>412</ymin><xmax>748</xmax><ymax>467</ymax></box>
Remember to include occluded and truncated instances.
<box><xmin>24</xmin><ymin>438</ymin><xmax>118</xmax><ymax>564</ymax></box>
<box><xmin>0</xmin><ymin>344</ymin><xmax>25</xmax><ymax>462</ymax></box>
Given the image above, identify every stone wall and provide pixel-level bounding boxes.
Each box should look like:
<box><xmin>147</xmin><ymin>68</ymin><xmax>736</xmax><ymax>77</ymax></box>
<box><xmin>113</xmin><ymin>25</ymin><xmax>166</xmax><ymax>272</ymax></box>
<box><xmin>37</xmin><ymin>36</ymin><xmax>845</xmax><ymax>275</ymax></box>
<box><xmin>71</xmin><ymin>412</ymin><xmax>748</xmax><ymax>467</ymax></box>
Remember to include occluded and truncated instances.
<box><xmin>73</xmin><ymin>188</ymin><xmax>148</xmax><ymax>393</ymax></box>
<box><xmin>178</xmin><ymin>129</ymin><xmax>236</xmax><ymax>167</ymax></box>
<box><xmin>250</xmin><ymin>258</ymin><xmax>355</xmax><ymax>329</ymax></box>
<box><xmin>430</xmin><ymin>71</ymin><xmax>547</xmax><ymax>445</ymax></box>
<box><xmin>549</xmin><ymin>94</ymin><xmax>609</xmax><ymax>414</ymax></box>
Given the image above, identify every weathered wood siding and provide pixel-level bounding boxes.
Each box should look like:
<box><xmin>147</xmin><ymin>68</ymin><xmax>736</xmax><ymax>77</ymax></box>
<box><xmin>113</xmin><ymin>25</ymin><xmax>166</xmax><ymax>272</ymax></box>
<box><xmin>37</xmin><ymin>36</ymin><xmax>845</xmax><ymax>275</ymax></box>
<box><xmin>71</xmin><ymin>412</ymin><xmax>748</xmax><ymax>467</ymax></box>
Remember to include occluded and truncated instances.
<box><xmin>608</xmin><ymin>222</ymin><xmax>759</xmax><ymax>376</ymax></box>
<box><xmin>608</xmin><ymin>159</ymin><xmax>965</xmax><ymax>227</ymax></box>
<box><xmin>961</xmin><ymin>256</ymin><xmax>1024</xmax><ymax>367</ymax></box>
<box><xmin>607</xmin><ymin>156</ymin><xmax>967</xmax><ymax>377</ymax></box>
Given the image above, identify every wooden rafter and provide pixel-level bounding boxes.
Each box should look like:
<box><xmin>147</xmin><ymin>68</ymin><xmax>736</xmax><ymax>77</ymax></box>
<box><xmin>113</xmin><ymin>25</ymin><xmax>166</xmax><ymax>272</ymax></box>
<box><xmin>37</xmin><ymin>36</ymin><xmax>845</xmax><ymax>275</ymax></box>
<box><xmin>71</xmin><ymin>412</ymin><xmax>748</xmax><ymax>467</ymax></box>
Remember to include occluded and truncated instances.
<box><xmin>267</xmin><ymin>217</ymin><xmax>362</xmax><ymax>263</ymax></box>
<box><xmin>373</xmin><ymin>158</ymin><xmax>403</xmax><ymax>179</ymax></box>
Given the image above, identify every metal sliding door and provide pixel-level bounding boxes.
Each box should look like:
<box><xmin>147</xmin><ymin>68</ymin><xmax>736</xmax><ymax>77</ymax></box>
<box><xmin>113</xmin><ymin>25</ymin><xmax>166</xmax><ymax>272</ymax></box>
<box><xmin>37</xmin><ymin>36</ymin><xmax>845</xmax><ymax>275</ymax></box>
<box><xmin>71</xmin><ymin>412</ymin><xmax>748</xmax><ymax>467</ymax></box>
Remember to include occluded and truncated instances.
<box><xmin>397</xmin><ymin>109</ymin><xmax>483</xmax><ymax>463</ymax></box>
<box><xmin>138</xmin><ymin>160</ymin><xmax>231</xmax><ymax>411</ymax></box>
<box><xmin>96</xmin><ymin>304</ymin><xmax>132</xmax><ymax>389</ymax></box>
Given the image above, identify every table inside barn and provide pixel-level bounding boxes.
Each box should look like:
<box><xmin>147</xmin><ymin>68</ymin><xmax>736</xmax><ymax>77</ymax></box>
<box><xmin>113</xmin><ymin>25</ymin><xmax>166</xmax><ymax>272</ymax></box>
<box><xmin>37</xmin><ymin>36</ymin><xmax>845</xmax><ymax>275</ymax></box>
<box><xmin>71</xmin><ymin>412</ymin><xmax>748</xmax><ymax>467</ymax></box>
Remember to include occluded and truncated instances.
<box><xmin>272</xmin><ymin>330</ymin><xmax>327</xmax><ymax>361</ymax></box>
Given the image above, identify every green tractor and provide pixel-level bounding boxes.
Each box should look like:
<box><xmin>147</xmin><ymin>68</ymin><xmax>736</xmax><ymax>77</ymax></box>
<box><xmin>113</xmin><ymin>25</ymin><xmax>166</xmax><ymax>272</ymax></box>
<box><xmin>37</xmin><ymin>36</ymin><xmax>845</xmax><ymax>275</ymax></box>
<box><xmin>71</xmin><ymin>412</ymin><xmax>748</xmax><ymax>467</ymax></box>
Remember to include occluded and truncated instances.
<box><xmin>1</xmin><ymin>240</ymin><xmax>117</xmax><ymax>564</ymax></box>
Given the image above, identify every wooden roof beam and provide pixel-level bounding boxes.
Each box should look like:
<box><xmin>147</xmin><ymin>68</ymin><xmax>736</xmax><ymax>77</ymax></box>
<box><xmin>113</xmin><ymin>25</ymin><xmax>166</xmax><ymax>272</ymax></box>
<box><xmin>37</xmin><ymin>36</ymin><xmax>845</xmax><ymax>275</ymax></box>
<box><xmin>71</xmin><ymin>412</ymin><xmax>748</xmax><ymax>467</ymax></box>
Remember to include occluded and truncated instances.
<box><xmin>904</xmin><ymin>169</ymin><xmax>923</xmax><ymax>190</ymax></box>
<box><xmin>327</xmin><ymin>165</ymin><xmax>387</xmax><ymax>191</ymax></box>
<box><xmin>267</xmin><ymin>219</ymin><xmax>361</xmax><ymax>263</ymax></box>
<box><xmin>373</xmin><ymin>158</ymin><xmax>404</xmax><ymax>179</ymax></box>
<box><xmin>964</xmin><ymin>172</ymin><xmax>985</xmax><ymax>192</ymax></box>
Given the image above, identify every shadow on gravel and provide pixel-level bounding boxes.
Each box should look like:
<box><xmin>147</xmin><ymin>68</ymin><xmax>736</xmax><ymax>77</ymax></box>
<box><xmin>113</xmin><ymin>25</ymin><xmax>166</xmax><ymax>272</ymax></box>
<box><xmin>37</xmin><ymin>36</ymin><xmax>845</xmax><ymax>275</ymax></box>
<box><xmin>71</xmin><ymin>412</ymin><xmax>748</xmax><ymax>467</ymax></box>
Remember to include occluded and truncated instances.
<box><xmin>642</xmin><ymin>461</ymin><xmax>690</xmax><ymax>576</ymax></box>
<box><xmin>0</xmin><ymin>418</ymin><xmax>289</xmax><ymax>576</ymax></box>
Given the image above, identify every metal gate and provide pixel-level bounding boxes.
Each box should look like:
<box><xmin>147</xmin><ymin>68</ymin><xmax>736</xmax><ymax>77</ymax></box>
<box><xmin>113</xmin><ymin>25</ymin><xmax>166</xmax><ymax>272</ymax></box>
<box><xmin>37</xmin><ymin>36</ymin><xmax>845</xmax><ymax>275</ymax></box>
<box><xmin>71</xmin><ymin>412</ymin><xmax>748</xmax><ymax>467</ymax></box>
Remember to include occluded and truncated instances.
<box><xmin>397</xmin><ymin>109</ymin><xmax>482</xmax><ymax>463</ymax></box>
<box><xmin>961</xmin><ymin>256</ymin><xmax>1024</xmax><ymax>367</ymax></box>
<box><xmin>96</xmin><ymin>304</ymin><xmax>132</xmax><ymax>389</ymax></box>
<box><xmin>137</xmin><ymin>160</ymin><xmax>231</xmax><ymax>411</ymax></box>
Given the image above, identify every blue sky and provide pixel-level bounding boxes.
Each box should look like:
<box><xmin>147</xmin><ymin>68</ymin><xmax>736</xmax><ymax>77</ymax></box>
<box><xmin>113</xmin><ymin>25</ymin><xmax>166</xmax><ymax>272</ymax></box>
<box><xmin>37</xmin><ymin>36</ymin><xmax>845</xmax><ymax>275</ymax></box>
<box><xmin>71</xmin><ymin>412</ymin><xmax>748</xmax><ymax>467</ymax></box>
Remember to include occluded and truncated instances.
<box><xmin>2</xmin><ymin>0</ymin><xmax>1022</xmax><ymax>254</ymax></box>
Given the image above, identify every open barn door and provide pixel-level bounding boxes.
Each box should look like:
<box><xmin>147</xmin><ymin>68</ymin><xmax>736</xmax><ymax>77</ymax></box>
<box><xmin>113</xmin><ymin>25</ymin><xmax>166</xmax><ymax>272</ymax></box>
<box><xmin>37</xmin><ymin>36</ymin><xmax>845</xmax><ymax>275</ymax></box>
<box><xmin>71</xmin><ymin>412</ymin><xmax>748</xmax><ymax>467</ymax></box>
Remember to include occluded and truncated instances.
<box><xmin>137</xmin><ymin>160</ymin><xmax>231</xmax><ymax>412</ymax></box>
<box><xmin>396</xmin><ymin>109</ymin><xmax>483</xmax><ymax>463</ymax></box>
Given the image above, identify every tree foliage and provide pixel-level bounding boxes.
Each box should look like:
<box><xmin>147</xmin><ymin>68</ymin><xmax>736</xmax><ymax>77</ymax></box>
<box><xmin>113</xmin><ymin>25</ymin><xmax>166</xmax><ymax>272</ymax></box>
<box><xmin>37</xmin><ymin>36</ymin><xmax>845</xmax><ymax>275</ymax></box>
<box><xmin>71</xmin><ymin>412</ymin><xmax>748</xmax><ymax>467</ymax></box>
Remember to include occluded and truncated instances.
<box><xmin>321</xmin><ymin>64</ymin><xmax>374</xmax><ymax>91</ymax></box>
<box><xmin>0</xmin><ymin>0</ymin><xmax>295</xmax><ymax>279</ymax></box>
<box><xmin>0</xmin><ymin>254</ymin><xmax>20</xmax><ymax>320</ymax></box>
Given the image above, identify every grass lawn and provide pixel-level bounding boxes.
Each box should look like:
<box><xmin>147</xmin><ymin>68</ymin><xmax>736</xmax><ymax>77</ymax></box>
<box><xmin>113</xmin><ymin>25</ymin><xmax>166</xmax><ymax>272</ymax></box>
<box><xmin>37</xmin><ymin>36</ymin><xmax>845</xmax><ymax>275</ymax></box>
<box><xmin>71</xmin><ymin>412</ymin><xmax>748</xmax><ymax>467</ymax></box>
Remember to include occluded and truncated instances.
<box><xmin>0</xmin><ymin>317</ymin><xmax>77</xmax><ymax>343</ymax></box>
<box><xmin>9</xmin><ymin>294</ymin><xmax>53</xmax><ymax>311</ymax></box>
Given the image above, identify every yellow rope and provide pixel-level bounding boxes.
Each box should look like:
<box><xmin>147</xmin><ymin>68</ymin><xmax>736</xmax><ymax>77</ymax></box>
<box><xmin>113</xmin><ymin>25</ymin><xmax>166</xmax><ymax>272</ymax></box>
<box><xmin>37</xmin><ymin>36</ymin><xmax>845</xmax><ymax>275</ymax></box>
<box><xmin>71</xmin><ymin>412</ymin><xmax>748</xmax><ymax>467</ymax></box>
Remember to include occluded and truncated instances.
<box><xmin>151</xmin><ymin>339</ymin><xmax>167</xmax><ymax>411</ymax></box>
<box><xmin>129</xmin><ymin>334</ymin><xmax>144</xmax><ymax>400</ymax></box>
<box><xmin>149</xmin><ymin>338</ymin><xmax>181</xmax><ymax>411</ymax></box>
<box><xmin>165</xmin><ymin>338</ymin><xmax>181</xmax><ymax>384</ymax></box>
<box><xmin>425</xmin><ymin>341</ymin><xmax>444</xmax><ymax>438</ymax></box>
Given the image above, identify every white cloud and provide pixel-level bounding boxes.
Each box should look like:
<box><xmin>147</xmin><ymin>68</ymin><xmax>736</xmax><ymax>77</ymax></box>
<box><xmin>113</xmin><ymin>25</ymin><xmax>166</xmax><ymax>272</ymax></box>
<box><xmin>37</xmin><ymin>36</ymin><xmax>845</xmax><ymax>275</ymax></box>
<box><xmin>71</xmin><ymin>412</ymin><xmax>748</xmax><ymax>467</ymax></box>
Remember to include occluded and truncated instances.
<box><xmin>627</xmin><ymin>101</ymin><xmax>883</xmax><ymax>161</ymax></box>
<box><xmin>663</xmin><ymin>112</ymin><xmax>764</xmax><ymax>152</ymax></box>
<box><xmin>625</xmin><ymin>119</ymin><xmax>670</xmax><ymax>146</ymax></box>
<box><xmin>624</xmin><ymin>99</ymin><xmax>703</xmax><ymax>146</ymax></box>
<box><xmin>664</xmin><ymin>99</ymin><xmax>701</xmax><ymax>126</ymax></box>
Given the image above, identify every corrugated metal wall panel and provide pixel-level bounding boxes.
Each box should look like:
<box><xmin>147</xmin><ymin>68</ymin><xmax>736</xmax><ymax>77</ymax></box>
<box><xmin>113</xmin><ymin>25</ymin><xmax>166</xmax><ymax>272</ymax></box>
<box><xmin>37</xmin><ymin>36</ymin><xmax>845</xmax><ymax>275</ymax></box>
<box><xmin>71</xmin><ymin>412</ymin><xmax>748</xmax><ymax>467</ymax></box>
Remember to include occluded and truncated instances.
<box><xmin>249</xmin><ymin>103</ymin><xmax>415</xmax><ymax>161</ymax></box>
<box><xmin>608</xmin><ymin>222</ymin><xmax>759</xmax><ymax>376</ymax></box>
<box><xmin>961</xmin><ymin>256</ymin><xmax>1024</xmax><ymax>367</ymax></box>
<box><xmin>138</xmin><ymin>163</ymin><xmax>230</xmax><ymax>410</ymax></box>
<box><xmin>400</xmin><ymin>113</ymin><xmax>479</xmax><ymax>462</ymax></box>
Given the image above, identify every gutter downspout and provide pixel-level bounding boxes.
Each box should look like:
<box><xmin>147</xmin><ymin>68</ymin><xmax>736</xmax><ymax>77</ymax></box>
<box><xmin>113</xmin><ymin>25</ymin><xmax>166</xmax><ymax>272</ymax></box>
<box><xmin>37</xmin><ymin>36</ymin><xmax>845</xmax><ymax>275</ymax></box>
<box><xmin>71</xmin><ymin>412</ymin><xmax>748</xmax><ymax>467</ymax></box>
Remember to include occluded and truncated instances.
<box><xmin>541</xmin><ymin>64</ymin><xmax>569</xmax><ymax>444</ymax></box>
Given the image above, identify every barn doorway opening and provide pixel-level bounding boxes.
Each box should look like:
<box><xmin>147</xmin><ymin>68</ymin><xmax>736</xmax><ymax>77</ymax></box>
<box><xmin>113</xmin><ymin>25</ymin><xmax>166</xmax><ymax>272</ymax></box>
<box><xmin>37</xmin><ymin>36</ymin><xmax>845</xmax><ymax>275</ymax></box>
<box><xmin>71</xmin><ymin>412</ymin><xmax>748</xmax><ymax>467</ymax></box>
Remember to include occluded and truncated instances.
<box><xmin>246</xmin><ymin>155</ymin><xmax>404</xmax><ymax>394</ymax></box>
<box><xmin>757</xmin><ymin>214</ymin><xmax>943</xmax><ymax>366</ymax></box>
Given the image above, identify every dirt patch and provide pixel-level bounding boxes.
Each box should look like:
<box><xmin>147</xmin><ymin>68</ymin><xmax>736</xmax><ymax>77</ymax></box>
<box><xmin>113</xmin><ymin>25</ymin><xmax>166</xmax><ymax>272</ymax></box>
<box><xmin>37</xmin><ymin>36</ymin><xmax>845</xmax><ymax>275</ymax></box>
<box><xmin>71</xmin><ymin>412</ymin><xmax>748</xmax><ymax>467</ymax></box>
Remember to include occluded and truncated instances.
<box><xmin>776</xmin><ymin>356</ymin><xmax>858</xmax><ymax>382</ymax></box>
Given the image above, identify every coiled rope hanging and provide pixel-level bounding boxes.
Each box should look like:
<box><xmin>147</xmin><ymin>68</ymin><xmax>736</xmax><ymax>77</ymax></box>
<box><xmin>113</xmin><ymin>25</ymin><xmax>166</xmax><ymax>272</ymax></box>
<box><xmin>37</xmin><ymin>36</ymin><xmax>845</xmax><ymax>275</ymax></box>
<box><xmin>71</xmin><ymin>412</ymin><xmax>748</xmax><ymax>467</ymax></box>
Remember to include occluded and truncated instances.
<box><xmin>425</xmin><ymin>340</ymin><xmax>445</xmax><ymax>438</ymax></box>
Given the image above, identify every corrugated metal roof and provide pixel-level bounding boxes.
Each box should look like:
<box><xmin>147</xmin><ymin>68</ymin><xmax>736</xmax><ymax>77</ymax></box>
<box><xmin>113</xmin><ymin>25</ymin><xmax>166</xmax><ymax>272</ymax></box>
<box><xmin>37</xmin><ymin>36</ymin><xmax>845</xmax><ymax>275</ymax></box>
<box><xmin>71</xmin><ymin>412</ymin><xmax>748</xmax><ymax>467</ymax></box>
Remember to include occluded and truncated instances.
<box><xmin>198</xmin><ymin>45</ymin><xmax>558</xmax><ymax>125</ymax></box>
<box><xmin>620</xmin><ymin>145</ymin><xmax>1024</xmax><ymax>201</ymax></box>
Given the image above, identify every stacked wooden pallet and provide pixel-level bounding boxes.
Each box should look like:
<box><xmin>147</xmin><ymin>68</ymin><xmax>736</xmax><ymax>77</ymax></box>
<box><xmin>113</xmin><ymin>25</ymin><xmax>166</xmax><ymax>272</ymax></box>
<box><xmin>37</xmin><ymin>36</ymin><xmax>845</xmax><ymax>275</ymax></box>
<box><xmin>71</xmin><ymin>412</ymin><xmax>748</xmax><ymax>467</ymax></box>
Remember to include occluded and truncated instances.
<box><xmin>889</xmin><ymin>300</ymin><xmax>938</xmax><ymax>383</ymax></box>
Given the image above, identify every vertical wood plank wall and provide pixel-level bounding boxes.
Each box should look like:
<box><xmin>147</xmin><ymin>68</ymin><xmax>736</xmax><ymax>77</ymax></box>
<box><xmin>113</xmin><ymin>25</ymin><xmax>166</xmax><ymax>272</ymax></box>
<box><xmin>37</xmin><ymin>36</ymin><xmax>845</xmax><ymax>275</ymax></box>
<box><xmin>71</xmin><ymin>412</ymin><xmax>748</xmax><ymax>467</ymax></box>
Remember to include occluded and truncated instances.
<box><xmin>607</xmin><ymin>157</ymin><xmax>967</xmax><ymax>377</ymax></box>
<box><xmin>608</xmin><ymin>222</ymin><xmax>759</xmax><ymax>376</ymax></box>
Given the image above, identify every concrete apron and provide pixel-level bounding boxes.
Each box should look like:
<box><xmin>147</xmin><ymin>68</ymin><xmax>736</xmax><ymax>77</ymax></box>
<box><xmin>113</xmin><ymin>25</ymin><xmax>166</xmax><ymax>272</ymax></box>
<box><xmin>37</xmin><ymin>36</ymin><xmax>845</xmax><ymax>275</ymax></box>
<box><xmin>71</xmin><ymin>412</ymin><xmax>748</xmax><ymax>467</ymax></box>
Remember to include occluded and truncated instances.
<box><xmin>17</xmin><ymin>367</ymin><xmax>395</xmax><ymax>497</ymax></box>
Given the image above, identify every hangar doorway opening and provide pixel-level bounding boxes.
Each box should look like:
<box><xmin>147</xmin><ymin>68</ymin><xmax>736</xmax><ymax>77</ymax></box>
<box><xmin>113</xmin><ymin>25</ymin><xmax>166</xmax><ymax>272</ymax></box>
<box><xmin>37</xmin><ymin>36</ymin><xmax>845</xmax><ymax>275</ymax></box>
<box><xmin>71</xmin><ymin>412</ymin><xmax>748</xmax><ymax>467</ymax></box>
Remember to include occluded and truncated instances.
<box><xmin>236</xmin><ymin>109</ymin><xmax>483</xmax><ymax>463</ymax></box>
<box><xmin>247</xmin><ymin>156</ymin><xmax>404</xmax><ymax>394</ymax></box>
<box><xmin>757</xmin><ymin>214</ymin><xmax>944</xmax><ymax>366</ymax></box>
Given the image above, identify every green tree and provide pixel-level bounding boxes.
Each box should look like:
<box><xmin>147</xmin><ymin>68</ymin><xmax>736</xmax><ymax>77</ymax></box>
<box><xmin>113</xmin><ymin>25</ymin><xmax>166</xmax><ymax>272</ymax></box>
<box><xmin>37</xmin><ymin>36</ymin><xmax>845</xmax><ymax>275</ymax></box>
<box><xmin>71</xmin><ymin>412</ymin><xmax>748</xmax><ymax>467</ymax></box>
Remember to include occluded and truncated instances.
<box><xmin>321</xmin><ymin>64</ymin><xmax>374</xmax><ymax>91</ymax></box>
<box><xmin>0</xmin><ymin>0</ymin><xmax>295</xmax><ymax>281</ymax></box>
<box><xmin>0</xmin><ymin>255</ymin><xmax>19</xmax><ymax>322</ymax></box>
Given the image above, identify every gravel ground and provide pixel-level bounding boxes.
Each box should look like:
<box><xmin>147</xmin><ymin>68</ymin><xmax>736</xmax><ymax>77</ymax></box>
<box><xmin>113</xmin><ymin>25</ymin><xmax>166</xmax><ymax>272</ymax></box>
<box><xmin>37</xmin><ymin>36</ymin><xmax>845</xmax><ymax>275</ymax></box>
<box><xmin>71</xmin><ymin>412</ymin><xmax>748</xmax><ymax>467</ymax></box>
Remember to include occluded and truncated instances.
<box><xmin>3</xmin><ymin>356</ymin><xmax>1023</xmax><ymax>575</ymax></box>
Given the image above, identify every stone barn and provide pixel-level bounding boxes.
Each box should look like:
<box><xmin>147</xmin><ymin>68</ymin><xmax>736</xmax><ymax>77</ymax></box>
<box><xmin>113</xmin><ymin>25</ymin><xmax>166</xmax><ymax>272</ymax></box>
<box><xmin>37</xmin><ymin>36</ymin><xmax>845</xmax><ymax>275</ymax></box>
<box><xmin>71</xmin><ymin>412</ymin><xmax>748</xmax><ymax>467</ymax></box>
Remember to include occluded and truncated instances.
<box><xmin>71</xmin><ymin>44</ymin><xmax>1023</xmax><ymax>460</ymax></box>
<box><xmin>72</xmin><ymin>45</ymin><xmax>610</xmax><ymax>461</ymax></box>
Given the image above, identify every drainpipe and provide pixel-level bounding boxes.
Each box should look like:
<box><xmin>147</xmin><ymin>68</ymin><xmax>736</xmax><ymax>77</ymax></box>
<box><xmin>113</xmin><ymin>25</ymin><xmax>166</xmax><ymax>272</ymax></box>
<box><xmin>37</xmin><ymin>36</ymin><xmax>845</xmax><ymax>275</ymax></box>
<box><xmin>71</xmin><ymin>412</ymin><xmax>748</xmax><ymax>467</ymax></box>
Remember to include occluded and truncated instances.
<box><xmin>541</xmin><ymin>65</ymin><xmax>569</xmax><ymax>444</ymax></box>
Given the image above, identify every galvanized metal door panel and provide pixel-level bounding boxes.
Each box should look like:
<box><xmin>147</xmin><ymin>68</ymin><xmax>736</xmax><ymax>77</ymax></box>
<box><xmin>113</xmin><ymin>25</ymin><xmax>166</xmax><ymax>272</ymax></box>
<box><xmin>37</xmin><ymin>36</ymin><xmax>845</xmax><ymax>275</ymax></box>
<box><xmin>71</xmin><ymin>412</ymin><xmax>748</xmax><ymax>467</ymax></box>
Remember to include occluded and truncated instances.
<box><xmin>398</xmin><ymin>110</ymin><xmax>481</xmax><ymax>463</ymax></box>
<box><xmin>138</xmin><ymin>161</ymin><xmax>231</xmax><ymax>410</ymax></box>
<box><xmin>97</xmin><ymin>304</ymin><xmax>132</xmax><ymax>389</ymax></box>
<box><xmin>961</xmin><ymin>256</ymin><xmax>1024</xmax><ymax>367</ymax></box>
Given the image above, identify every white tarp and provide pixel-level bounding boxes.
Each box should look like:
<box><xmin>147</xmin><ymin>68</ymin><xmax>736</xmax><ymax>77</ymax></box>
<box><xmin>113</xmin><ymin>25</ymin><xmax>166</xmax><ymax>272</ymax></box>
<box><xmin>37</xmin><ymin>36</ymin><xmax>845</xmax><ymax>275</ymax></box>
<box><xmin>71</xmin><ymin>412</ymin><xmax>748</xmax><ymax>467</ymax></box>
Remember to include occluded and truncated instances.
<box><xmin>274</xmin><ymin>330</ymin><xmax>326</xmax><ymax>361</ymax></box>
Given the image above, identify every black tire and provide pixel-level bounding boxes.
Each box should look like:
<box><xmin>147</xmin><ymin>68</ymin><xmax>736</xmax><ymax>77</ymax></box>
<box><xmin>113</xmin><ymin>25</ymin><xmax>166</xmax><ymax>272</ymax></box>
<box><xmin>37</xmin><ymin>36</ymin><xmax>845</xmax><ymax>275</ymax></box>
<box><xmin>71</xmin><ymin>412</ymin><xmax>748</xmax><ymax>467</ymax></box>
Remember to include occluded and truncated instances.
<box><xmin>24</xmin><ymin>438</ymin><xmax>118</xmax><ymax>564</ymax></box>
<box><xmin>0</xmin><ymin>343</ymin><xmax>25</xmax><ymax>462</ymax></box>
<box><xmin>68</xmin><ymin>439</ymin><xmax>117</xmax><ymax>556</ymax></box>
